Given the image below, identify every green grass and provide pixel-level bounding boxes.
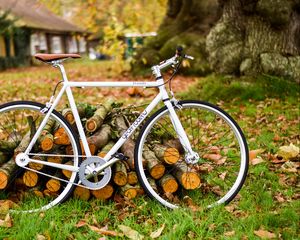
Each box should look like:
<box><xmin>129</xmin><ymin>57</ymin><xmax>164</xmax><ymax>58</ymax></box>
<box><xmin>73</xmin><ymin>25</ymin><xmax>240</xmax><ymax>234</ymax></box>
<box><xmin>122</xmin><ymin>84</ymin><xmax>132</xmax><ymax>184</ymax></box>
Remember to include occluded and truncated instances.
<box><xmin>0</xmin><ymin>61</ymin><xmax>299</xmax><ymax>239</ymax></box>
<box><xmin>180</xmin><ymin>74</ymin><xmax>300</xmax><ymax>102</ymax></box>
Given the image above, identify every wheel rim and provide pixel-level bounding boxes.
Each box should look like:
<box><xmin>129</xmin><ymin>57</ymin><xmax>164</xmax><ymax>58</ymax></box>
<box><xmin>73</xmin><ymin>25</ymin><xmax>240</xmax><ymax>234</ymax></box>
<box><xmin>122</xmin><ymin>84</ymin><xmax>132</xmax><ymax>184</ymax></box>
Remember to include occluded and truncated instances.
<box><xmin>136</xmin><ymin>102</ymin><xmax>248</xmax><ymax>209</ymax></box>
<box><xmin>0</xmin><ymin>103</ymin><xmax>79</xmax><ymax>212</ymax></box>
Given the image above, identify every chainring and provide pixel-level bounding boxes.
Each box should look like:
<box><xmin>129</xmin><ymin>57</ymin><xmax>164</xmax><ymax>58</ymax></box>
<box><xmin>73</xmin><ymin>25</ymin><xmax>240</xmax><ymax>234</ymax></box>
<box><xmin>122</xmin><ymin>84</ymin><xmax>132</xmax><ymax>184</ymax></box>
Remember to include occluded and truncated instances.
<box><xmin>78</xmin><ymin>156</ymin><xmax>112</xmax><ymax>190</ymax></box>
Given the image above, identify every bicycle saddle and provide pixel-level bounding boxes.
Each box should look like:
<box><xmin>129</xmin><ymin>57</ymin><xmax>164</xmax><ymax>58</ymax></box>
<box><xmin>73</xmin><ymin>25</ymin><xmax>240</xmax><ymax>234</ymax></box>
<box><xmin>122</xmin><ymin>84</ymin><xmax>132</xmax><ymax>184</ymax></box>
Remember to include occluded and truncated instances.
<box><xmin>34</xmin><ymin>53</ymin><xmax>81</xmax><ymax>62</ymax></box>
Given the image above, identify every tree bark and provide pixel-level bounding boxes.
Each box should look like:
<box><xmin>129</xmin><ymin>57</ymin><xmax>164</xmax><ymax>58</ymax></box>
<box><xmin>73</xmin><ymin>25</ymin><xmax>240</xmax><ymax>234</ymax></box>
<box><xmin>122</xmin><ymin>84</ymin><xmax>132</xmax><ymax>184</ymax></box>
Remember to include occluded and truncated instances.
<box><xmin>135</xmin><ymin>0</ymin><xmax>300</xmax><ymax>81</ymax></box>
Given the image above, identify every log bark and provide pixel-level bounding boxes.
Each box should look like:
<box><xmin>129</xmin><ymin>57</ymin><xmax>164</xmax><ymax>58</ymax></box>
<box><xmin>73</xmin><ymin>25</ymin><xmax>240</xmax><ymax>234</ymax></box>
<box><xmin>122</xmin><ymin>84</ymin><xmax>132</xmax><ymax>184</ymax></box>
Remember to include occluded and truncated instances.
<box><xmin>97</xmin><ymin>141</ymin><xmax>115</xmax><ymax>158</ymax></box>
<box><xmin>85</xmin><ymin>99</ymin><xmax>114</xmax><ymax>133</ymax></box>
<box><xmin>91</xmin><ymin>183</ymin><xmax>114</xmax><ymax>200</ymax></box>
<box><xmin>113</xmin><ymin>115</ymin><xmax>135</xmax><ymax>169</ymax></box>
<box><xmin>38</xmin><ymin>118</ymin><xmax>56</xmax><ymax>151</ymax></box>
<box><xmin>152</xmin><ymin>143</ymin><xmax>180</xmax><ymax>164</ymax></box>
<box><xmin>143</xmin><ymin>145</ymin><xmax>165</xmax><ymax>180</ymax></box>
<box><xmin>0</xmin><ymin>139</ymin><xmax>19</xmax><ymax>152</ymax></box>
<box><xmin>74</xmin><ymin>186</ymin><xmax>91</xmax><ymax>200</ymax></box>
<box><xmin>87</xmin><ymin>124</ymin><xmax>112</xmax><ymax>152</ymax></box>
<box><xmin>163</xmin><ymin>138</ymin><xmax>185</xmax><ymax>154</ymax></box>
<box><xmin>173</xmin><ymin>161</ymin><xmax>201</xmax><ymax>190</ymax></box>
<box><xmin>0</xmin><ymin>152</ymin><xmax>10</xmax><ymax>165</ymax></box>
<box><xmin>14</xmin><ymin>131</ymin><xmax>31</xmax><ymax>156</ymax></box>
<box><xmin>113</xmin><ymin>161</ymin><xmax>128</xmax><ymax>186</ymax></box>
<box><xmin>0</xmin><ymin>158</ymin><xmax>18</xmax><ymax>189</ymax></box>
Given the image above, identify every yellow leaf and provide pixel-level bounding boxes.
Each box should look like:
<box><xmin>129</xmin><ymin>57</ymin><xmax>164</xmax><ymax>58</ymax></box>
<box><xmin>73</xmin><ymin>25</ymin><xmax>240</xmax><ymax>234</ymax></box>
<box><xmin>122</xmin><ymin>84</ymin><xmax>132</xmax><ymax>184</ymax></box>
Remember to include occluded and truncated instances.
<box><xmin>150</xmin><ymin>224</ymin><xmax>165</xmax><ymax>239</ymax></box>
<box><xmin>254</xmin><ymin>229</ymin><xmax>276</xmax><ymax>239</ymax></box>
<box><xmin>251</xmin><ymin>156</ymin><xmax>265</xmax><ymax>165</ymax></box>
<box><xmin>118</xmin><ymin>225</ymin><xmax>144</xmax><ymax>240</ymax></box>
<box><xmin>0</xmin><ymin>213</ymin><xmax>13</xmax><ymax>228</ymax></box>
<box><xmin>277</xmin><ymin>143</ymin><xmax>299</xmax><ymax>159</ymax></box>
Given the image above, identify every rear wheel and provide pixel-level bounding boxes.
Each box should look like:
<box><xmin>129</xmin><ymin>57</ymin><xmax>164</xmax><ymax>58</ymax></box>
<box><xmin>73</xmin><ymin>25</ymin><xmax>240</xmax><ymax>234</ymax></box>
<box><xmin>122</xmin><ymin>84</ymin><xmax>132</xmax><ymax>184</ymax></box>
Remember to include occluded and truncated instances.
<box><xmin>134</xmin><ymin>100</ymin><xmax>248</xmax><ymax>209</ymax></box>
<box><xmin>0</xmin><ymin>101</ymin><xmax>81</xmax><ymax>212</ymax></box>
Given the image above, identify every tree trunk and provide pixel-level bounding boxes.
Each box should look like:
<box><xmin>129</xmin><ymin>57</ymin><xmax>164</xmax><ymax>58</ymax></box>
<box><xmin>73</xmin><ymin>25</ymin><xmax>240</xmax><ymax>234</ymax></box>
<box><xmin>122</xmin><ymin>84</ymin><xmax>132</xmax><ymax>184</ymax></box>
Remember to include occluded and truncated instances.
<box><xmin>135</xmin><ymin>0</ymin><xmax>300</xmax><ymax>81</ymax></box>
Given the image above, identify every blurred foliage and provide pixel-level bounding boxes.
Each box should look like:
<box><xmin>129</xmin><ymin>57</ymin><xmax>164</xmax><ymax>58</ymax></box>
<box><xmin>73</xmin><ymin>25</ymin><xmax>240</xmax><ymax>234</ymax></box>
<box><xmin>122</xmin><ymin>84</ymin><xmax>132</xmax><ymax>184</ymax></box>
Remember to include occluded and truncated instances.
<box><xmin>39</xmin><ymin>0</ymin><xmax>167</xmax><ymax>62</ymax></box>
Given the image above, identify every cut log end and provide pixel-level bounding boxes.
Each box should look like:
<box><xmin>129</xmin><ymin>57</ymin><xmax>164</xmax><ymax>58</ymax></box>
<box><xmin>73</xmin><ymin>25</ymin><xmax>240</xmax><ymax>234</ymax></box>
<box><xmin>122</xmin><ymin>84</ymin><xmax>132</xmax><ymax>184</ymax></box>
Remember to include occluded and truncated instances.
<box><xmin>46</xmin><ymin>179</ymin><xmax>61</xmax><ymax>192</ymax></box>
<box><xmin>86</xmin><ymin>121</ymin><xmax>97</xmax><ymax>132</ymax></box>
<box><xmin>64</xmin><ymin>113</ymin><xmax>75</xmax><ymax>125</ymax></box>
<box><xmin>40</xmin><ymin>135</ymin><xmax>54</xmax><ymax>151</ymax></box>
<box><xmin>74</xmin><ymin>186</ymin><xmax>91</xmax><ymax>201</ymax></box>
<box><xmin>91</xmin><ymin>184</ymin><xmax>114</xmax><ymax>200</ymax></box>
<box><xmin>160</xmin><ymin>174</ymin><xmax>178</xmax><ymax>193</ymax></box>
<box><xmin>181</xmin><ymin>172</ymin><xmax>201</xmax><ymax>190</ymax></box>
<box><xmin>164</xmin><ymin>148</ymin><xmax>180</xmax><ymax>164</ymax></box>
<box><xmin>113</xmin><ymin>172</ymin><xmax>127</xmax><ymax>186</ymax></box>
<box><xmin>123</xmin><ymin>189</ymin><xmax>137</xmax><ymax>199</ymax></box>
<box><xmin>0</xmin><ymin>172</ymin><xmax>8</xmax><ymax>189</ymax></box>
<box><xmin>23</xmin><ymin>171</ymin><xmax>38</xmax><ymax>187</ymax></box>
<box><xmin>54</xmin><ymin>128</ymin><xmax>70</xmax><ymax>145</ymax></box>
<box><xmin>150</xmin><ymin>164</ymin><xmax>165</xmax><ymax>180</ymax></box>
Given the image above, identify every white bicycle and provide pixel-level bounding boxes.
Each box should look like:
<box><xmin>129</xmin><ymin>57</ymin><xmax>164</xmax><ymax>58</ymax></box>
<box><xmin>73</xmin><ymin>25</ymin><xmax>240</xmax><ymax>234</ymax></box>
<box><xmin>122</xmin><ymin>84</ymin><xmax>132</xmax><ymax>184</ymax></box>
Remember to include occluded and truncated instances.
<box><xmin>0</xmin><ymin>47</ymin><xmax>249</xmax><ymax>212</ymax></box>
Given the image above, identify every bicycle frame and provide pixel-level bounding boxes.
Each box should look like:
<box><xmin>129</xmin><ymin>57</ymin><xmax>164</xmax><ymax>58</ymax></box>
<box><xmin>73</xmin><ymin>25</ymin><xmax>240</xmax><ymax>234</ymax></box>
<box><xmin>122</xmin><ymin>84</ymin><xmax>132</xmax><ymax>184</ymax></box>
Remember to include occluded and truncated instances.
<box><xmin>22</xmin><ymin>62</ymin><xmax>195</xmax><ymax>175</ymax></box>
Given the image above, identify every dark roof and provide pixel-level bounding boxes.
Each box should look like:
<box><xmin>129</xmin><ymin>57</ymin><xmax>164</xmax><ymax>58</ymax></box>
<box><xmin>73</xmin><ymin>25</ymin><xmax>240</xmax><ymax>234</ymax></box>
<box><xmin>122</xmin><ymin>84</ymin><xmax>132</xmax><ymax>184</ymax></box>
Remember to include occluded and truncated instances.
<box><xmin>0</xmin><ymin>0</ymin><xmax>84</xmax><ymax>32</ymax></box>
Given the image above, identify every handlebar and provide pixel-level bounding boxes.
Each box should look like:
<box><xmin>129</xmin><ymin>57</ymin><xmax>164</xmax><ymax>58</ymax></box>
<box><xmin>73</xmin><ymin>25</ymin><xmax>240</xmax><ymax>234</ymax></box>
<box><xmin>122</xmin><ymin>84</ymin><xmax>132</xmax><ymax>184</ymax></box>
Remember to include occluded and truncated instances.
<box><xmin>152</xmin><ymin>46</ymin><xmax>194</xmax><ymax>76</ymax></box>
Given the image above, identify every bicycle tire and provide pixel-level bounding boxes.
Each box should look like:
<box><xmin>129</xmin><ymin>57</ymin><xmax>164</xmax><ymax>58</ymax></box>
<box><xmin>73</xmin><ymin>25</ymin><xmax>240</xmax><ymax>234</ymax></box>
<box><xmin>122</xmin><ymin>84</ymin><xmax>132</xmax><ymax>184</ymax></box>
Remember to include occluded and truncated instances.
<box><xmin>134</xmin><ymin>100</ymin><xmax>249</xmax><ymax>209</ymax></box>
<box><xmin>0</xmin><ymin>101</ymin><xmax>81</xmax><ymax>212</ymax></box>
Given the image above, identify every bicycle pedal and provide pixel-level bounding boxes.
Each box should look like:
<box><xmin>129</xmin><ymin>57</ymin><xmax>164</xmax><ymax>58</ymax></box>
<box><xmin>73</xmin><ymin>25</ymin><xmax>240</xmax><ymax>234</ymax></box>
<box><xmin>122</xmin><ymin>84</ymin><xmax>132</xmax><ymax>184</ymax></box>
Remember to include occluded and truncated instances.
<box><xmin>112</xmin><ymin>153</ymin><xmax>129</xmax><ymax>161</ymax></box>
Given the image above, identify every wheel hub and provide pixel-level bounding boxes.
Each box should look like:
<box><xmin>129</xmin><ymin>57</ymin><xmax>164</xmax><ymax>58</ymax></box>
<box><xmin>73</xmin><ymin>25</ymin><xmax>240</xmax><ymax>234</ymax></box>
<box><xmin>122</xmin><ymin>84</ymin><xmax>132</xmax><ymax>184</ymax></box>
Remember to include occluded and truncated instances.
<box><xmin>15</xmin><ymin>153</ymin><xmax>30</xmax><ymax>167</ymax></box>
<box><xmin>78</xmin><ymin>156</ymin><xmax>112</xmax><ymax>190</ymax></box>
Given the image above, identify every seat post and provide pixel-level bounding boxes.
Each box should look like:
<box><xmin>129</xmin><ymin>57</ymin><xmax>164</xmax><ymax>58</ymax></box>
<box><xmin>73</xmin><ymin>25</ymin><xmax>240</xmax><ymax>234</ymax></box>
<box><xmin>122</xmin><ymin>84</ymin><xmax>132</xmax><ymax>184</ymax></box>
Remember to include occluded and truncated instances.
<box><xmin>53</xmin><ymin>61</ymin><xmax>69</xmax><ymax>82</ymax></box>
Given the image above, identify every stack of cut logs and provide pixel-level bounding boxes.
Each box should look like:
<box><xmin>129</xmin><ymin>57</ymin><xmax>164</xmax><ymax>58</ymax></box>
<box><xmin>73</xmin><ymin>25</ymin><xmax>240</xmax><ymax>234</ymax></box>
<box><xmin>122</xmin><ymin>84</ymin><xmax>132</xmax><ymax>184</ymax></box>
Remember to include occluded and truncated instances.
<box><xmin>0</xmin><ymin>100</ymin><xmax>201</xmax><ymax>202</ymax></box>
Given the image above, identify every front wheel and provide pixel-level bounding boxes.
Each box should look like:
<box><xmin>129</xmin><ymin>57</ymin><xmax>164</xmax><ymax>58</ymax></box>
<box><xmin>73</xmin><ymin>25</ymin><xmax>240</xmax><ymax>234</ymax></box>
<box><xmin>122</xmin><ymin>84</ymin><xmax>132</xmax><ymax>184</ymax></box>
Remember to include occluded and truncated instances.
<box><xmin>0</xmin><ymin>101</ymin><xmax>81</xmax><ymax>212</ymax></box>
<box><xmin>134</xmin><ymin>100</ymin><xmax>249</xmax><ymax>209</ymax></box>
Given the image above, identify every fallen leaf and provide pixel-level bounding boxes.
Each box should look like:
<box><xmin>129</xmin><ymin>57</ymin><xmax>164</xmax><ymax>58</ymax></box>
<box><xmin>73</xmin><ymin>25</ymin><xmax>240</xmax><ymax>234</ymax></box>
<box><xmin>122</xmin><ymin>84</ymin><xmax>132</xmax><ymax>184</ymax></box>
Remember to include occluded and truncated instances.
<box><xmin>89</xmin><ymin>225</ymin><xmax>122</xmax><ymax>237</ymax></box>
<box><xmin>254</xmin><ymin>229</ymin><xmax>276</xmax><ymax>239</ymax></box>
<box><xmin>274</xmin><ymin>193</ymin><xmax>285</xmax><ymax>203</ymax></box>
<box><xmin>249</xmin><ymin>149</ymin><xmax>265</xmax><ymax>161</ymax></box>
<box><xmin>277</xmin><ymin>144</ymin><xmax>299</xmax><ymax>160</ymax></box>
<box><xmin>203</xmin><ymin>153</ymin><xmax>222</xmax><ymax>161</ymax></box>
<box><xmin>150</xmin><ymin>224</ymin><xmax>165</xmax><ymax>239</ymax></box>
<box><xmin>224</xmin><ymin>231</ymin><xmax>235</xmax><ymax>236</ymax></box>
<box><xmin>251</xmin><ymin>156</ymin><xmax>265</xmax><ymax>165</ymax></box>
<box><xmin>0</xmin><ymin>213</ymin><xmax>13</xmax><ymax>228</ymax></box>
<box><xmin>75</xmin><ymin>220</ymin><xmax>87</xmax><ymax>228</ymax></box>
<box><xmin>36</xmin><ymin>234</ymin><xmax>46</xmax><ymax>240</ymax></box>
<box><xmin>280</xmin><ymin>161</ymin><xmax>298</xmax><ymax>173</ymax></box>
<box><xmin>0</xmin><ymin>200</ymin><xmax>18</xmax><ymax>214</ymax></box>
<box><xmin>118</xmin><ymin>225</ymin><xmax>144</xmax><ymax>240</ymax></box>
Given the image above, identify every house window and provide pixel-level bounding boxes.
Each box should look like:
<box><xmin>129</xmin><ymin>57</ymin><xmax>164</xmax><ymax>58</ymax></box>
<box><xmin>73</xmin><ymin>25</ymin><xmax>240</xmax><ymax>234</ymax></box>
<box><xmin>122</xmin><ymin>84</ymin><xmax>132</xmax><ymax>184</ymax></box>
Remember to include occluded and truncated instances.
<box><xmin>30</xmin><ymin>33</ymin><xmax>47</xmax><ymax>55</ymax></box>
<box><xmin>51</xmin><ymin>36</ymin><xmax>63</xmax><ymax>54</ymax></box>
<box><xmin>67</xmin><ymin>36</ymin><xmax>78</xmax><ymax>53</ymax></box>
<box><xmin>78</xmin><ymin>37</ymin><xmax>86</xmax><ymax>53</ymax></box>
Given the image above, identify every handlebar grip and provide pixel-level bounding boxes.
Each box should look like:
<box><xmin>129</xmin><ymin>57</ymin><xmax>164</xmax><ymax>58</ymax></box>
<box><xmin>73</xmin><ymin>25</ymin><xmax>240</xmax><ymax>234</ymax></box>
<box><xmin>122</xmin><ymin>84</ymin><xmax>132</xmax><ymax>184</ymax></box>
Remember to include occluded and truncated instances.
<box><xmin>176</xmin><ymin>46</ymin><xmax>183</xmax><ymax>57</ymax></box>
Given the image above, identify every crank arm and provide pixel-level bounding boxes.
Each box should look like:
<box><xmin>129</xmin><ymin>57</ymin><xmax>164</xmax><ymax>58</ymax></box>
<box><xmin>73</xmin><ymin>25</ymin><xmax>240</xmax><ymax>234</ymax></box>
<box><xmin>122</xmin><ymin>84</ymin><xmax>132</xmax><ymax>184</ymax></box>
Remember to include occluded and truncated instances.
<box><xmin>85</xmin><ymin>157</ymin><xmax>120</xmax><ymax>179</ymax></box>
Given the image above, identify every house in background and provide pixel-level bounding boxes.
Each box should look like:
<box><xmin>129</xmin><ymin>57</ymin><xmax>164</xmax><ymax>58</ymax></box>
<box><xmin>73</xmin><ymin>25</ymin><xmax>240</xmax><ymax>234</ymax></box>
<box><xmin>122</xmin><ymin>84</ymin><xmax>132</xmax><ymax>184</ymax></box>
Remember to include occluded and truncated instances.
<box><xmin>0</xmin><ymin>0</ymin><xmax>87</xmax><ymax>70</ymax></box>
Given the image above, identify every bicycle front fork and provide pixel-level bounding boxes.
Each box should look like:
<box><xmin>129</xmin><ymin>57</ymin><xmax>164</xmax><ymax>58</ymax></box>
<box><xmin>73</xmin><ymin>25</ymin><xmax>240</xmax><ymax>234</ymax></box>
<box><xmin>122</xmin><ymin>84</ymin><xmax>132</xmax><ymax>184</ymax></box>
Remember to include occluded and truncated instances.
<box><xmin>165</xmin><ymin>100</ymin><xmax>200</xmax><ymax>164</ymax></box>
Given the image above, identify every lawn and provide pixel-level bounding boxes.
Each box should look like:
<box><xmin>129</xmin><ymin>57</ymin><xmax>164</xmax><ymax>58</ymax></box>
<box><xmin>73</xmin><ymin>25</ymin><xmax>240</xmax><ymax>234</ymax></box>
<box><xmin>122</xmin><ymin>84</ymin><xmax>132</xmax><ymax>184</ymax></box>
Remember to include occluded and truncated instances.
<box><xmin>0</xmin><ymin>59</ymin><xmax>299</xmax><ymax>239</ymax></box>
